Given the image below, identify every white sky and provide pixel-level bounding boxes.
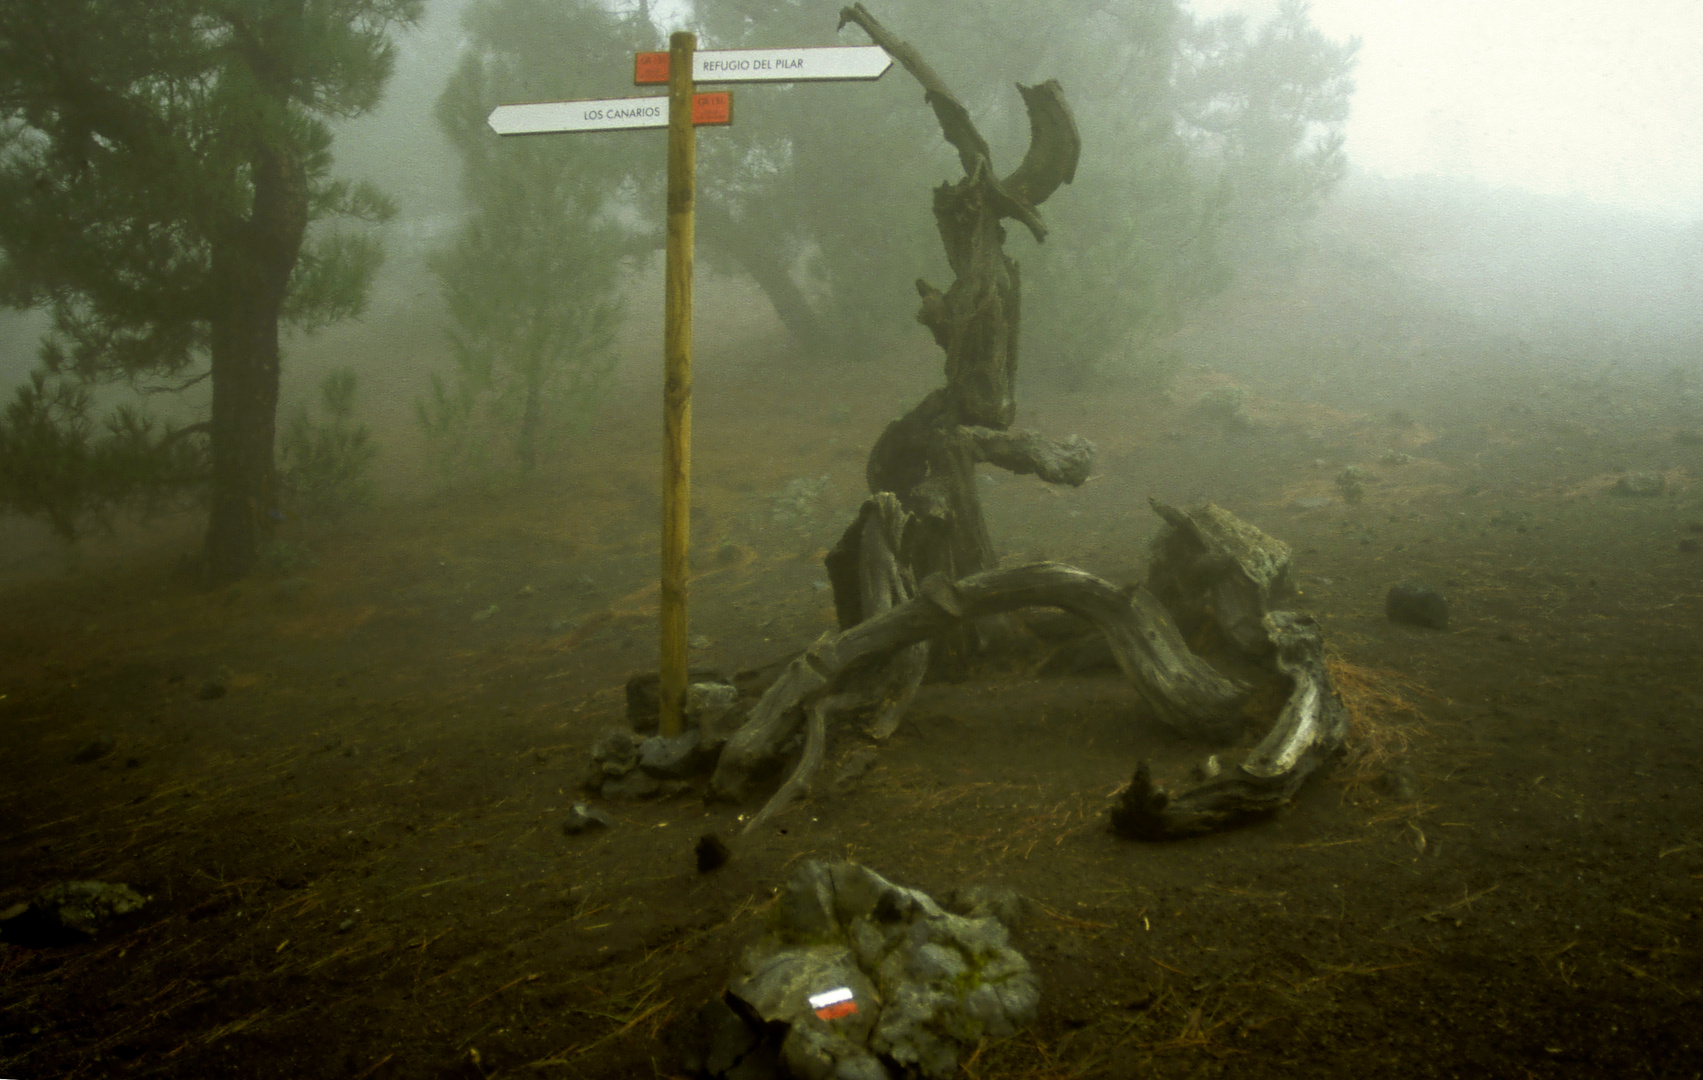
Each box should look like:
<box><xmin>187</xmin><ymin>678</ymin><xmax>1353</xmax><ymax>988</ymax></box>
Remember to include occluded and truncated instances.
<box><xmin>1189</xmin><ymin>0</ymin><xmax>1703</xmax><ymax>221</ymax></box>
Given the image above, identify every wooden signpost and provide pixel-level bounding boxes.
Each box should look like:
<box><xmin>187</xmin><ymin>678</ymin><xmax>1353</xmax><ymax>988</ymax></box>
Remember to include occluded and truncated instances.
<box><xmin>487</xmin><ymin>33</ymin><xmax>891</xmax><ymax>737</ymax></box>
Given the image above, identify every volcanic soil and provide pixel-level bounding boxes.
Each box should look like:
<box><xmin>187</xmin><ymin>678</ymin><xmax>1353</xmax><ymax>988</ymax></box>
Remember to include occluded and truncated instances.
<box><xmin>3</xmin><ymin>346</ymin><xmax>1701</xmax><ymax>1078</ymax></box>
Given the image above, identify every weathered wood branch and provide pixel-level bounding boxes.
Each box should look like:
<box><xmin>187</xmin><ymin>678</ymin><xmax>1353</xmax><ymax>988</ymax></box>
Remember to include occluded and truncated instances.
<box><xmin>916</xmin><ymin>278</ymin><xmax>951</xmax><ymax>349</ymax></box>
<box><xmin>1001</xmin><ymin>80</ymin><xmax>1081</xmax><ymax>209</ymax></box>
<box><xmin>712</xmin><ymin>561</ymin><xmax>1251</xmax><ymax>812</ymax></box>
<box><xmin>1109</xmin><ymin>611</ymin><xmax>1348</xmax><ymax>839</ymax></box>
<box><xmin>740</xmin><ymin>690</ymin><xmax>840</xmax><ymax>836</ymax></box>
<box><xmin>959</xmin><ymin>426</ymin><xmax>1095</xmax><ymax>486</ymax></box>
<box><xmin>837</xmin><ymin>3</ymin><xmax>990</xmax><ymax>177</ymax></box>
<box><xmin>838</xmin><ymin>3</ymin><xmax>1079</xmax><ymax>243</ymax></box>
<box><xmin>828</xmin><ymin>7</ymin><xmax>1085</xmax><ymax>675</ymax></box>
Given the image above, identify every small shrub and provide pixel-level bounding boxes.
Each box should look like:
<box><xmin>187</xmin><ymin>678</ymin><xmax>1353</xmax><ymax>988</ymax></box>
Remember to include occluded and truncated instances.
<box><xmin>279</xmin><ymin>367</ymin><xmax>376</xmax><ymax>518</ymax></box>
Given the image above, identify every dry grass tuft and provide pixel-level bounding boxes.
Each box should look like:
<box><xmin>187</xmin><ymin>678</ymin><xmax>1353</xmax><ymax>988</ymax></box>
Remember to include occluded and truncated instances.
<box><xmin>1326</xmin><ymin>655</ymin><xmax>1432</xmax><ymax>785</ymax></box>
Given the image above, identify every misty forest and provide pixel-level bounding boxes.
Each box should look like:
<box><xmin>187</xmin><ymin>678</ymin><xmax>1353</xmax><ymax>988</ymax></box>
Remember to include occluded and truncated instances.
<box><xmin>1</xmin><ymin>0</ymin><xmax>1700</xmax><ymax>1077</ymax></box>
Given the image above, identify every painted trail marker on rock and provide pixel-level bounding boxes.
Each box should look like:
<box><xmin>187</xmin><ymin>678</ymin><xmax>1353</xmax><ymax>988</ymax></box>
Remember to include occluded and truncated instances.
<box><xmin>485</xmin><ymin>32</ymin><xmax>888</xmax><ymax>738</ymax></box>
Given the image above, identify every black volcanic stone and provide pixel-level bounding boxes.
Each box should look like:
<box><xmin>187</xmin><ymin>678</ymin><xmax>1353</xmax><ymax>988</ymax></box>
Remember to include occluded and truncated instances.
<box><xmin>695</xmin><ymin>833</ymin><xmax>731</xmax><ymax>873</ymax></box>
<box><xmin>1385</xmin><ymin>582</ymin><xmax>1449</xmax><ymax>630</ymax></box>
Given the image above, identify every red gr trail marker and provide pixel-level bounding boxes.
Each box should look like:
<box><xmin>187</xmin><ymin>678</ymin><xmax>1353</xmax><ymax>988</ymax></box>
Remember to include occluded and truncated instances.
<box><xmin>485</xmin><ymin>33</ymin><xmax>889</xmax><ymax>737</ymax></box>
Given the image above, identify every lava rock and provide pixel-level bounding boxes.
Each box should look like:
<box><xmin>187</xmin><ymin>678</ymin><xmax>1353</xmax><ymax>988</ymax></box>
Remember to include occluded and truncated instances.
<box><xmin>696</xmin><ymin>832</ymin><xmax>731</xmax><ymax>872</ymax></box>
<box><xmin>600</xmin><ymin>770</ymin><xmax>661</xmax><ymax>800</ymax></box>
<box><xmin>1</xmin><ymin>881</ymin><xmax>148</xmax><ymax>946</ymax></box>
<box><xmin>1386</xmin><ymin>582</ymin><xmax>1449</xmax><ymax>630</ymax></box>
<box><xmin>639</xmin><ymin>729</ymin><xmax>706</xmax><ymax>779</ymax></box>
<box><xmin>625</xmin><ymin>670</ymin><xmax>736</xmax><ymax>734</ymax></box>
<box><xmin>1613</xmin><ymin>472</ymin><xmax>1666</xmax><ymax>497</ymax></box>
<box><xmin>1190</xmin><ymin>385</ymin><xmax>1253</xmax><ymax>431</ymax></box>
<box><xmin>562</xmin><ymin>803</ymin><xmax>614</xmax><ymax>835</ymax></box>
<box><xmin>72</xmin><ymin>735</ymin><xmax>116</xmax><ymax>764</ymax></box>
<box><xmin>941</xmin><ymin>885</ymin><xmax>1029</xmax><ymax>929</ymax></box>
<box><xmin>673</xmin><ymin>996</ymin><xmax>776</xmax><ymax>1080</ymax></box>
<box><xmin>700</xmin><ymin>861</ymin><xmax>1038</xmax><ymax>1080</ymax></box>
<box><xmin>590</xmin><ymin>728</ymin><xmax>641</xmax><ymax>777</ymax></box>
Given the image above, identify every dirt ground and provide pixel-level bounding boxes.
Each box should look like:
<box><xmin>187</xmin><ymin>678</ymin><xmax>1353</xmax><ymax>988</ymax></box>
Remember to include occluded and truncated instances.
<box><xmin>3</xmin><ymin>345</ymin><xmax>1702</xmax><ymax>1079</ymax></box>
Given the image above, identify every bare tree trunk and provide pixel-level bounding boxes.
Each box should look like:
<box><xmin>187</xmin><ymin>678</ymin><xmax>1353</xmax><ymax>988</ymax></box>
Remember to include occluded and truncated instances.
<box><xmin>203</xmin><ymin>145</ymin><xmax>307</xmax><ymax>583</ymax></box>
<box><xmin>836</xmin><ymin>4</ymin><xmax>1085</xmax><ymax>673</ymax></box>
<box><xmin>700</xmin><ymin>206</ymin><xmax>833</xmax><ymax>359</ymax></box>
<box><xmin>518</xmin><ymin>361</ymin><xmax>543</xmax><ymax>472</ymax></box>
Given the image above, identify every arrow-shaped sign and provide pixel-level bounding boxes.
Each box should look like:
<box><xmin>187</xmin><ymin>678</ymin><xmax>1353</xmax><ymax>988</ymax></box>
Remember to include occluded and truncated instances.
<box><xmin>486</xmin><ymin>32</ymin><xmax>888</xmax><ymax>739</ymax></box>
<box><xmin>487</xmin><ymin>91</ymin><xmax>732</xmax><ymax>135</ymax></box>
<box><xmin>635</xmin><ymin>45</ymin><xmax>892</xmax><ymax>85</ymax></box>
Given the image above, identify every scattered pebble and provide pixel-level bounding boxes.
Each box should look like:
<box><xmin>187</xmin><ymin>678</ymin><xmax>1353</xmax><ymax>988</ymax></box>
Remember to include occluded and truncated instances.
<box><xmin>562</xmin><ymin>803</ymin><xmax>614</xmax><ymax>835</ymax></box>
<box><xmin>1613</xmin><ymin>472</ymin><xmax>1666</xmax><ymax>497</ymax></box>
<box><xmin>695</xmin><ymin>832</ymin><xmax>731</xmax><ymax>872</ymax></box>
<box><xmin>470</xmin><ymin>604</ymin><xmax>500</xmax><ymax>623</ymax></box>
<box><xmin>72</xmin><ymin>735</ymin><xmax>116</xmax><ymax>764</ymax></box>
<box><xmin>599</xmin><ymin>771</ymin><xmax>661</xmax><ymax>800</ymax></box>
<box><xmin>1386</xmin><ymin>582</ymin><xmax>1449</xmax><ymax>630</ymax></box>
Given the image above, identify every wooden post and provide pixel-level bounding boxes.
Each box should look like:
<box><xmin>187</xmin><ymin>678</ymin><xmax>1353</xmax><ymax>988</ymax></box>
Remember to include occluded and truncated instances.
<box><xmin>659</xmin><ymin>31</ymin><xmax>695</xmax><ymax>738</ymax></box>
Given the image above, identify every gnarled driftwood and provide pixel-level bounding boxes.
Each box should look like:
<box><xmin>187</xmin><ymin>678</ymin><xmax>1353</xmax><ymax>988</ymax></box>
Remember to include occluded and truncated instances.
<box><xmin>713</xmin><ymin>551</ymin><xmax>1253</xmax><ymax>827</ymax></box>
<box><xmin>1109</xmin><ymin>610</ymin><xmax>1348</xmax><ymax>838</ymax></box>
<box><xmin>835</xmin><ymin>5</ymin><xmax>1085</xmax><ymax>674</ymax></box>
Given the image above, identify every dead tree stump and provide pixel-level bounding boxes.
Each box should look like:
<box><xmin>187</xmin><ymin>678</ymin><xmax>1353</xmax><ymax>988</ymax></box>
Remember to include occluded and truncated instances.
<box><xmin>831</xmin><ymin>4</ymin><xmax>1090</xmax><ymax>674</ymax></box>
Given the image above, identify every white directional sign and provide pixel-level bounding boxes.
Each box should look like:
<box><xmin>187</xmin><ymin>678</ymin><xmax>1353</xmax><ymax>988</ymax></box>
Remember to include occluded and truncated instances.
<box><xmin>634</xmin><ymin>45</ymin><xmax>892</xmax><ymax>85</ymax></box>
<box><xmin>487</xmin><ymin>92</ymin><xmax>731</xmax><ymax>136</ymax></box>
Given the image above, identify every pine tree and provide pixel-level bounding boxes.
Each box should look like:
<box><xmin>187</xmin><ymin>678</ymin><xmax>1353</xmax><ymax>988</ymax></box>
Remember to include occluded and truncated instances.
<box><xmin>421</xmin><ymin>0</ymin><xmax>654</xmax><ymax>477</ymax></box>
<box><xmin>0</xmin><ymin>0</ymin><xmax>421</xmax><ymax>580</ymax></box>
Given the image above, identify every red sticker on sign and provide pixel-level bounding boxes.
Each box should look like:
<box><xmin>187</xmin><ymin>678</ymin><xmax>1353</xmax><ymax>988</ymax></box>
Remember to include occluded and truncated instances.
<box><xmin>692</xmin><ymin>91</ymin><xmax>732</xmax><ymax>126</ymax></box>
<box><xmin>635</xmin><ymin>51</ymin><xmax>669</xmax><ymax>85</ymax></box>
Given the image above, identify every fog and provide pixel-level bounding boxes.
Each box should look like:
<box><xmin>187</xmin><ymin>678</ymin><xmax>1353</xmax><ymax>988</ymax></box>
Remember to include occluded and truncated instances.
<box><xmin>1200</xmin><ymin>0</ymin><xmax>1703</xmax><ymax>222</ymax></box>
<box><xmin>265</xmin><ymin>0</ymin><xmax>1700</xmax><ymax>457</ymax></box>
<box><xmin>4</xmin><ymin>3</ymin><xmax>1703</xmax><ymax>1076</ymax></box>
<box><xmin>4</xmin><ymin>0</ymin><xmax>1699</xmax><ymax>427</ymax></box>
